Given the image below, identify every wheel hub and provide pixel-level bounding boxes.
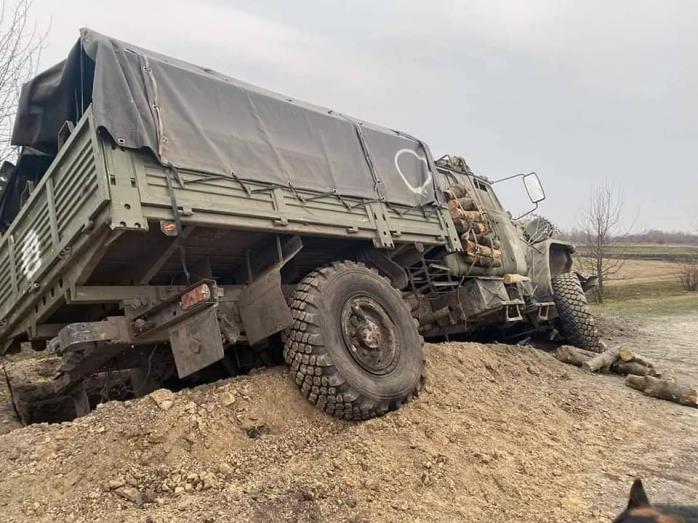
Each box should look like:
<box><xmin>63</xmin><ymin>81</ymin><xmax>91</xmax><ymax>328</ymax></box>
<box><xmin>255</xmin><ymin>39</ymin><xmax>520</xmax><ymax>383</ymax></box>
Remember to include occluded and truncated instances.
<box><xmin>341</xmin><ymin>296</ymin><xmax>398</xmax><ymax>375</ymax></box>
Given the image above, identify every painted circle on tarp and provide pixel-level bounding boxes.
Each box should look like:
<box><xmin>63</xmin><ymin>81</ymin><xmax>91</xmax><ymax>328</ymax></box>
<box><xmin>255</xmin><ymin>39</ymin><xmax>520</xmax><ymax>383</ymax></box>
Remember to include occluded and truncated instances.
<box><xmin>393</xmin><ymin>149</ymin><xmax>432</xmax><ymax>194</ymax></box>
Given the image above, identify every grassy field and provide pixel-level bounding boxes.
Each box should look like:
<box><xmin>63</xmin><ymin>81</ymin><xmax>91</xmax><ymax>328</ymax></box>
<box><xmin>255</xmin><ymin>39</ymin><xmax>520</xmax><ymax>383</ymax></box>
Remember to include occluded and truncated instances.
<box><xmin>576</xmin><ymin>243</ymin><xmax>698</xmax><ymax>262</ymax></box>
<box><xmin>590</xmin><ymin>279</ymin><xmax>698</xmax><ymax>316</ymax></box>
<box><xmin>580</xmin><ymin>244</ymin><xmax>698</xmax><ymax>317</ymax></box>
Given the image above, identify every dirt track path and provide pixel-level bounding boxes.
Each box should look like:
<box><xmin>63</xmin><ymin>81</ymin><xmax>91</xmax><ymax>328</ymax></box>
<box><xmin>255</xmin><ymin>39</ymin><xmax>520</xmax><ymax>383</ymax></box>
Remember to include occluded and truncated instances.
<box><xmin>620</xmin><ymin>312</ymin><xmax>697</xmax><ymax>383</ymax></box>
<box><xmin>591</xmin><ymin>311</ymin><xmax>698</xmax><ymax>517</ymax></box>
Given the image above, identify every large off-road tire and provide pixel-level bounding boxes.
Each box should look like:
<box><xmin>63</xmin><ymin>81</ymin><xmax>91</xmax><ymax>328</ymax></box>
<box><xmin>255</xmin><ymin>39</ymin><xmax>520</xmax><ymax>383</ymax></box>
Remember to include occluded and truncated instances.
<box><xmin>551</xmin><ymin>272</ymin><xmax>601</xmax><ymax>351</ymax></box>
<box><xmin>283</xmin><ymin>260</ymin><xmax>424</xmax><ymax>420</ymax></box>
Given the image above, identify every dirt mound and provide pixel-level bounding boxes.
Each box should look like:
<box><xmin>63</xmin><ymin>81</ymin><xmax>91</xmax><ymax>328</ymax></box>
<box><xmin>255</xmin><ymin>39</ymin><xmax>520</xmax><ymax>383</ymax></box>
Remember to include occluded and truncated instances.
<box><xmin>0</xmin><ymin>341</ymin><xmax>696</xmax><ymax>522</ymax></box>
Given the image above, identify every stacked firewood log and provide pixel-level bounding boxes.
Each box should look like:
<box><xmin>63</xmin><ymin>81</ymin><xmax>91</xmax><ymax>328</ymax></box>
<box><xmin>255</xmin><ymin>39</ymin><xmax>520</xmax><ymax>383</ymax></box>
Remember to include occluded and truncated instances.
<box><xmin>445</xmin><ymin>184</ymin><xmax>502</xmax><ymax>269</ymax></box>
<box><xmin>554</xmin><ymin>345</ymin><xmax>697</xmax><ymax>408</ymax></box>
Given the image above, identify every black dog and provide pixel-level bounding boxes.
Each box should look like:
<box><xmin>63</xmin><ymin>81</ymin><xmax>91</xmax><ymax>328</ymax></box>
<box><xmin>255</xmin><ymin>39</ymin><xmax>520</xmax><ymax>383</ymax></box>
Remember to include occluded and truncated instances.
<box><xmin>614</xmin><ymin>479</ymin><xmax>688</xmax><ymax>523</ymax></box>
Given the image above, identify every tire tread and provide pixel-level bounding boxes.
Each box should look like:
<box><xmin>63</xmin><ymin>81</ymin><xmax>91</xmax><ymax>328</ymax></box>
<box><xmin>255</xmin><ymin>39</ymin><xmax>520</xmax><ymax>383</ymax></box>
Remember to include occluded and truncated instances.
<box><xmin>552</xmin><ymin>273</ymin><xmax>601</xmax><ymax>351</ymax></box>
<box><xmin>282</xmin><ymin>260</ymin><xmax>422</xmax><ymax>420</ymax></box>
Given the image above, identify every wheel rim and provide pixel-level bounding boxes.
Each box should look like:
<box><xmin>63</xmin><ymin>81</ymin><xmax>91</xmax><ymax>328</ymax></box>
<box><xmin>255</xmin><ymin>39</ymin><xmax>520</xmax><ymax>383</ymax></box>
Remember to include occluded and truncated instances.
<box><xmin>340</xmin><ymin>295</ymin><xmax>399</xmax><ymax>375</ymax></box>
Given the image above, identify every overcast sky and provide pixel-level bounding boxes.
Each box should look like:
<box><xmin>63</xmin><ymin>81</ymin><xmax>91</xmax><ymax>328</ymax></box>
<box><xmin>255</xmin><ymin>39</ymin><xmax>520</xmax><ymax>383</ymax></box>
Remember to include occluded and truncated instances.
<box><xmin>30</xmin><ymin>0</ymin><xmax>697</xmax><ymax>231</ymax></box>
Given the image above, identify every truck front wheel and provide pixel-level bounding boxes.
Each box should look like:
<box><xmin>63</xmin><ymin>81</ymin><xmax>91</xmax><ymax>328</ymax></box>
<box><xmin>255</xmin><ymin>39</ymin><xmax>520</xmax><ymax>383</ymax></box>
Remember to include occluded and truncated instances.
<box><xmin>283</xmin><ymin>261</ymin><xmax>424</xmax><ymax>420</ymax></box>
<box><xmin>551</xmin><ymin>273</ymin><xmax>601</xmax><ymax>351</ymax></box>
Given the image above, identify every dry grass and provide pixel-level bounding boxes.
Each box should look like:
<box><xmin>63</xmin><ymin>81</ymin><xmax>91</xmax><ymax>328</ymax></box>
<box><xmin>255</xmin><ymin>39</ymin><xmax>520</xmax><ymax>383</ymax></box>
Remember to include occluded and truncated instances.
<box><xmin>605</xmin><ymin>259</ymin><xmax>682</xmax><ymax>284</ymax></box>
<box><xmin>577</xmin><ymin>256</ymin><xmax>698</xmax><ymax>316</ymax></box>
<box><xmin>678</xmin><ymin>262</ymin><xmax>698</xmax><ymax>291</ymax></box>
<box><xmin>575</xmin><ymin>243</ymin><xmax>698</xmax><ymax>261</ymax></box>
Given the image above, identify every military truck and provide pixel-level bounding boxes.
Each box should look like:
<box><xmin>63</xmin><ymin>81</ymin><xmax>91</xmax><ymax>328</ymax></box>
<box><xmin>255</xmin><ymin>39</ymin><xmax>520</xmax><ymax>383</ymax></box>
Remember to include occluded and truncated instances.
<box><xmin>0</xmin><ymin>30</ymin><xmax>598</xmax><ymax>422</ymax></box>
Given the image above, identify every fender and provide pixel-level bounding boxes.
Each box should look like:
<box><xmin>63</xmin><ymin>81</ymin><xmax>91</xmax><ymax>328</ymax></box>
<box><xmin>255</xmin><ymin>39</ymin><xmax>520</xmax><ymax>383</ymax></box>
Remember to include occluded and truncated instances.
<box><xmin>526</xmin><ymin>239</ymin><xmax>575</xmax><ymax>301</ymax></box>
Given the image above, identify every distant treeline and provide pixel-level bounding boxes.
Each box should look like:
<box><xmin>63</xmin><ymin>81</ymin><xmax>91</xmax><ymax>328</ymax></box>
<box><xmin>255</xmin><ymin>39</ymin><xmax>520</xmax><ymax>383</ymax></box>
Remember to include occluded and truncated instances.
<box><xmin>560</xmin><ymin>229</ymin><xmax>698</xmax><ymax>246</ymax></box>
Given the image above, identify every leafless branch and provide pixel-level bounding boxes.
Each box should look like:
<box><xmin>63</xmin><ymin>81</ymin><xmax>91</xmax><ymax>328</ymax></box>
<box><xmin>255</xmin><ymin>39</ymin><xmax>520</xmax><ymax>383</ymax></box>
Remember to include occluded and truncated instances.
<box><xmin>678</xmin><ymin>259</ymin><xmax>698</xmax><ymax>292</ymax></box>
<box><xmin>0</xmin><ymin>0</ymin><xmax>47</xmax><ymax>164</ymax></box>
<box><xmin>578</xmin><ymin>181</ymin><xmax>630</xmax><ymax>303</ymax></box>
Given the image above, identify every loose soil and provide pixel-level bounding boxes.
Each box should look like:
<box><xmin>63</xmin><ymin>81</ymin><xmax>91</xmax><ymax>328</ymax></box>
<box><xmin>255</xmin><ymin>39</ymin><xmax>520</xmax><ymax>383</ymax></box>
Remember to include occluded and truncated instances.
<box><xmin>0</xmin><ymin>313</ymin><xmax>696</xmax><ymax>522</ymax></box>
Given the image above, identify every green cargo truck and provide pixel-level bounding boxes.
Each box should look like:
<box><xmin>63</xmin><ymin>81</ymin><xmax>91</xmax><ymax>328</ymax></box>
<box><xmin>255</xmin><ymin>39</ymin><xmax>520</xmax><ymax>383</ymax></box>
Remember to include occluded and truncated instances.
<box><xmin>0</xmin><ymin>30</ymin><xmax>598</xmax><ymax>422</ymax></box>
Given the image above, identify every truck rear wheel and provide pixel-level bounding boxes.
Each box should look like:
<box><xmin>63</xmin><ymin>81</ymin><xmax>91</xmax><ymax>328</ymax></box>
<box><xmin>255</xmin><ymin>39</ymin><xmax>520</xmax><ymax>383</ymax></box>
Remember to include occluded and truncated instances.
<box><xmin>283</xmin><ymin>261</ymin><xmax>423</xmax><ymax>420</ymax></box>
<box><xmin>552</xmin><ymin>272</ymin><xmax>601</xmax><ymax>351</ymax></box>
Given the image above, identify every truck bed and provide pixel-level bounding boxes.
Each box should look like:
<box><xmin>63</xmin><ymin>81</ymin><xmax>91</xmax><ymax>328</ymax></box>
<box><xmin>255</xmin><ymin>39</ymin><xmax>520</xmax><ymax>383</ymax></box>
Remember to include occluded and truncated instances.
<box><xmin>0</xmin><ymin>108</ymin><xmax>460</xmax><ymax>349</ymax></box>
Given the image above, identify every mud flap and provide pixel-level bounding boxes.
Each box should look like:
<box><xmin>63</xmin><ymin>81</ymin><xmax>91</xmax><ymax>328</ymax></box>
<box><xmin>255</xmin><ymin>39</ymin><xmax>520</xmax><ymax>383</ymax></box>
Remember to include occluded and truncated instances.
<box><xmin>238</xmin><ymin>268</ymin><xmax>292</xmax><ymax>345</ymax></box>
<box><xmin>169</xmin><ymin>306</ymin><xmax>224</xmax><ymax>378</ymax></box>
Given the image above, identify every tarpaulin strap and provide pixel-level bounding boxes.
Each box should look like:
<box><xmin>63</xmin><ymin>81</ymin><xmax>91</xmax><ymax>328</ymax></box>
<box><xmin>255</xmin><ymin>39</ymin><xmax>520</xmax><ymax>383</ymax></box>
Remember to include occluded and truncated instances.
<box><xmin>342</xmin><ymin>117</ymin><xmax>383</xmax><ymax>198</ymax></box>
<box><xmin>349</xmin><ymin>197</ymin><xmax>384</xmax><ymax>210</ymax></box>
<box><xmin>386</xmin><ymin>202</ymin><xmax>408</xmax><ymax>217</ymax></box>
<box><xmin>165</xmin><ymin>163</ymin><xmax>190</xmax><ymax>284</ymax></box>
<box><xmin>248</xmin><ymin>185</ymin><xmax>277</xmax><ymax>195</ymax></box>
<box><xmin>230</xmin><ymin>172</ymin><xmax>252</xmax><ymax>197</ymax></box>
<box><xmin>470</xmin><ymin>227</ymin><xmax>480</xmax><ymax>249</ymax></box>
<box><xmin>301</xmin><ymin>189</ymin><xmax>337</xmax><ymax>204</ymax></box>
<box><xmin>286</xmin><ymin>181</ymin><xmax>303</xmax><ymax>203</ymax></box>
<box><xmin>285</xmin><ymin>186</ymin><xmax>351</xmax><ymax>210</ymax></box>
<box><xmin>335</xmin><ymin>193</ymin><xmax>352</xmax><ymax>210</ymax></box>
<box><xmin>386</xmin><ymin>202</ymin><xmax>427</xmax><ymax>218</ymax></box>
<box><xmin>229</xmin><ymin>172</ymin><xmax>304</xmax><ymax>204</ymax></box>
<box><xmin>418</xmin><ymin>204</ymin><xmax>438</xmax><ymax>219</ymax></box>
<box><xmin>184</xmin><ymin>173</ymin><xmax>232</xmax><ymax>185</ymax></box>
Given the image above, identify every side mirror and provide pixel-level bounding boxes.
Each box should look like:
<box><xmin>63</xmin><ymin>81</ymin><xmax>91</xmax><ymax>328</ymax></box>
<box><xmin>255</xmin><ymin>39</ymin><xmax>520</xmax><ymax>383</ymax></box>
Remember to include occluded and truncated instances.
<box><xmin>523</xmin><ymin>172</ymin><xmax>545</xmax><ymax>203</ymax></box>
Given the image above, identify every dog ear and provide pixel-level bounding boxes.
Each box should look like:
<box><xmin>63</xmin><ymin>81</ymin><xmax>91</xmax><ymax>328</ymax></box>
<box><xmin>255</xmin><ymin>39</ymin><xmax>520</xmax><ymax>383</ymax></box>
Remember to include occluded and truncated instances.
<box><xmin>627</xmin><ymin>479</ymin><xmax>651</xmax><ymax>509</ymax></box>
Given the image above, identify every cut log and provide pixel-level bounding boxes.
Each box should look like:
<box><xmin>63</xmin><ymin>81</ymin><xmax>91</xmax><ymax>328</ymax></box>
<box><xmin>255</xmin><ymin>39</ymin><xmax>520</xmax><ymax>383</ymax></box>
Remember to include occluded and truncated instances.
<box><xmin>454</xmin><ymin>220</ymin><xmax>490</xmax><ymax>235</ymax></box>
<box><xmin>555</xmin><ymin>345</ymin><xmax>597</xmax><ymax>366</ymax></box>
<box><xmin>618</xmin><ymin>349</ymin><xmax>636</xmax><ymax>362</ymax></box>
<box><xmin>582</xmin><ymin>346</ymin><xmax>621</xmax><ymax>373</ymax></box>
<box><xmin>445</xmin><ymin>184</ymin><xmax>468</xmax><ymax>200</ymax></box>
<box><xmin>611</xmin><ymin>360</ymin><xmax>658</xmax><ymax>377</ymax></box>
<box><xmin>625</xmin><ymin>375</ymin><xmax>698</xmax><ymax>408</ymax></box>
<box><xmin>461</xmin><ymin>255</ymin><xmax>502</xmax><ymax>268</ymax></box>
<box><xmin>456</xmin><ymin>197</ymin><xmax>478</xmax><ymax>211</ymax></box>
<box><xmin>464</xmin><ymin>240</ymin><xmax>502</xmax><ymax>259</ymax></box>
<box><xmin>461</xmin><ymin>232</ymin><xmax>500</xmax><ymax>249</ymax></box>
<box><xmin>630</xmin><ymin>354</ymin><xmax>656</xmax><ymax>369</ymax></box>
<box><xmin>451</xmin><ymin>209</ymin><xmax>483</xmax><ymax>222</ymax></box>
<box><xmin>618</xmin><ymin>349</ymin><xmax>657</xmax><ymax>370</ymax></box>
<box><xmin>447</xmin><ymin>197</ymin><xmax>478</xmax><ymax>212</ymax></box>
<box><xmin>503</xmin><ymin>274</ymin><xmax>531</xmax><ymax>285</ymax></box>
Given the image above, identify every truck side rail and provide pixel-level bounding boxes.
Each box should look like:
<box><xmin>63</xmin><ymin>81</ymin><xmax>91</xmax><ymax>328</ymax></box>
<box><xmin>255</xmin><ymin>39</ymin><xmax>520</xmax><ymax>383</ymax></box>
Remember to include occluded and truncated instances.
<box><xmin>0</xmin><ymin>108</ymin><xmax>111</xmax><ymax>342</ymax></box>
<box><xmin>115</xmin><ymin>149</ymin><xmax>462</xmax><ymax>251</ymax></box>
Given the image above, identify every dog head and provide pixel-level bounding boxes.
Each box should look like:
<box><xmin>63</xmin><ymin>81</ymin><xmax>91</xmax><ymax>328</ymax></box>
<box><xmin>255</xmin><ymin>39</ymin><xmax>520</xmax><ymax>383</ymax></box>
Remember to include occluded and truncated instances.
<box><xmin>613</xmin><ymin>479</ymin><xmax>685</xmax><ymax>523</ymax></box>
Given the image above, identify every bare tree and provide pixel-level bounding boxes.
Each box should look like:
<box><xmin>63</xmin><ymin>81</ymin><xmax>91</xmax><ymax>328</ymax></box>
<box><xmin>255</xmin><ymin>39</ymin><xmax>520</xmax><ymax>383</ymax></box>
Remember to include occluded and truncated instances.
<box><xmin>679</xmin><ymin>222</ymin><xmax>698</xmax><ymax>292</ymax></box>
<box><xmin>678</xmin><ymin>260</ymin><xmax>698</xmax><ymax>292</ymax></box>
<box><xmin>0</xmin><ymin>0</ymin><xmax>45</xmax><ymax>165</ymax></box>
<box><xmin>580</xmin><ymin>182</ymin><xmax>628</xmax><ymax>303</ymax></box>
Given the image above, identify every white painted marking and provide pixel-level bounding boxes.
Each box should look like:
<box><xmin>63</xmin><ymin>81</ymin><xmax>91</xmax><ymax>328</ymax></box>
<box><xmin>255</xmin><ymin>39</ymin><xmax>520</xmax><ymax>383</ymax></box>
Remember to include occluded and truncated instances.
<box><xmin>20</xmin><ymin>230</ymin><xmax>42</xmax><ymax>280</ymax></box>
<box><xmin>393</xmin><ymin>148</ymin><xmax>432</xmax><ymax>194</ymax></box>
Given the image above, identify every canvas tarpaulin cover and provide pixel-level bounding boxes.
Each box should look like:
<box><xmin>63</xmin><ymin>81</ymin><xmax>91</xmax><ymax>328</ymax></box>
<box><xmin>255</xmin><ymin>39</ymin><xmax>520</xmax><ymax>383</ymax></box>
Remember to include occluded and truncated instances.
<box><xmin>12</xmin><ymin>29</ymin><xmax>440</xmax><ymax>208</ymax></box>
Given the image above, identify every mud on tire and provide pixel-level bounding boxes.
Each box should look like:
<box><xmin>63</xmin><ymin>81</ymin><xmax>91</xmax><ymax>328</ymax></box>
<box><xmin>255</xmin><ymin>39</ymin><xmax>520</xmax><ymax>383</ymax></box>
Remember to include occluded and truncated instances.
<box><xmin>552</xmin><ymin>272</ymin><xmax>601</xmax><ymax>351</ymax></box>
<box><xmin>282</xmin><ymin>260</ymin><xmax>424</xmax><ymax>420</ymax></box>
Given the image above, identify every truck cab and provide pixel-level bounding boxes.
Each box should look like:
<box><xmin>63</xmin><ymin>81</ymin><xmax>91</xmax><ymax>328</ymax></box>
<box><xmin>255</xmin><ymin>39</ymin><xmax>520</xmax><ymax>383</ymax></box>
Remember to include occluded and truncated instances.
<box><xmin>400</xmin><ymin>154</ymin><xmax>590</xmax><ymax>342</ymax></box>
